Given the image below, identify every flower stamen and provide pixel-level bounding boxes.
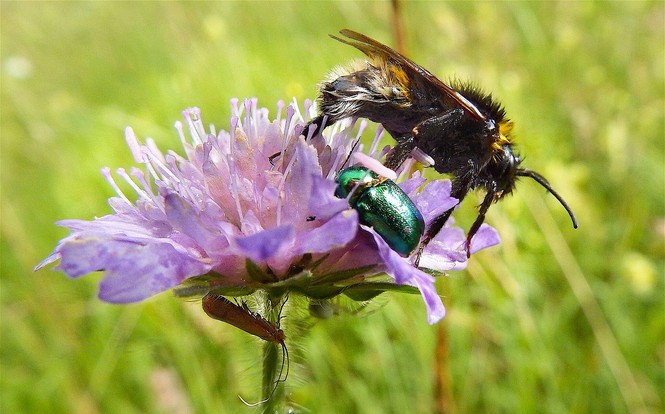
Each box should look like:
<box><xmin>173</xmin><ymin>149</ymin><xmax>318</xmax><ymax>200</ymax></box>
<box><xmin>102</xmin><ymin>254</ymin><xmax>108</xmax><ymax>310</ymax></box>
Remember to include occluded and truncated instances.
<box><xmin>115</xmin><ymin>167</ymin><xmax>150</xmax><ymax>202</ymax></box>
<box><xmin>101</xmin><ymin>166</ymin><xmax>131</xmax><ymax>205</ymax></box>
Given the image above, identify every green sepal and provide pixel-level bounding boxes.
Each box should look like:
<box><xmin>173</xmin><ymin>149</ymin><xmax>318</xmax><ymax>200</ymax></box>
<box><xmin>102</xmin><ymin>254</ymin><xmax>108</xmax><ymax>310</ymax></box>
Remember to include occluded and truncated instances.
<box><xmin>208</xmin><ymin>285</ymin><xmax>256</xmax><ymax>297</ymax></box>
<box><xmin>419</xmin><ymin>267</ymin><xmax>448</xmax><ymax>278</ymax></box>
<box><xmin>172</xmin><ymin>272</ymin><xmax>220</xmax><ymax>297</ymax></box>
<box><xmin>342</xmin><ymin>282</ymin><xmax>420</xmax><ymax>301</ymax></box>
<box><xmin>292</xmin><ymin>285</ymin><xmax>348</xmax><ymax>299</ymax></box>
<box><xmin>173</xmin><ymin>263</ymin><xmax>422</xmax><ymax>303</ymax></box>
<box><xmin>245</xmin><ymin>258</ymin><xmax>276</xmax><ymax>283</ymax></box>
<box><xmin>312</xmin><ymin>265</ymin><xmax>376</xmax><ymax>286</ymax></box>
<box><xmin>172</xmin><ymin>272</ymin><xmax>256</xmax><ymax>298</ymax></box>
<box><xmin>260</xmin><ymin>269</ymin><xmax>351</xmax><ymax>299</ymax></box>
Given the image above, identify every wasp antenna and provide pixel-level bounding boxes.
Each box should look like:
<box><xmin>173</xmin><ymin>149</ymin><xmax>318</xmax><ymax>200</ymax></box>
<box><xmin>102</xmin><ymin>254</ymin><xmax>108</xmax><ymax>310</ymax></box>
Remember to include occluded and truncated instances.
<box><xmin>517</xmin><ymin>168</ymin><xmax>578</xmax><ymax>229</ymax></box>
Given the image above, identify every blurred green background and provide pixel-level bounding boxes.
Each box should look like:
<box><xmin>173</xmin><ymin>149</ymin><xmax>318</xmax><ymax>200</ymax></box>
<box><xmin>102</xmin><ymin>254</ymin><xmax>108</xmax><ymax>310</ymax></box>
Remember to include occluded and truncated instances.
<box><xmin>2</xmin><ymin>2</ymin><xmax>663</xmax><ymax>413</ymax></box>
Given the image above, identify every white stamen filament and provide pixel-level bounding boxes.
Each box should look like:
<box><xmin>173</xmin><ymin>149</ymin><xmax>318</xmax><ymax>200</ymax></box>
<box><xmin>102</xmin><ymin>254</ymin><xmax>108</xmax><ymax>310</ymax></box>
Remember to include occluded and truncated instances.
<box><xmin>227</xmin><ymin>116</ymin><xmax>244</xmax><ymax>225</ymax></box>
<box><xmin>144</xmin><ymin>159</ymin><xmax>160</xmax><ymax>183</ymax></box>
<box><xmin>244</xmin><ymin>99</ymin><xmax>253</xmax><ymax>140</ymax></box>
<box><xmin>275</xmin><ymin>150</ymin><xmax>298</xmax><ymax>227</ymax></box>
<box><xmin>174</xmin><ymin>121</ymin><xmax>188</xmax><ymax>153</ymax></box>
<box><xmin>145</xmin><ymin>138</ymin><xmax>166</xmax><ymax>164</ymax></box>
<box><xmin>290</xmin><ymin>97</ymin><xmax>304</xmax><ymax>124</ymax></box>
<box><xmin>129</xmin><ymin>167</ymin><xmax>162</xmax><ymax>207</ymax></box>
<box><xmin>115</xmin><ymin>167</ymin><xmax>150</xmax><ymax>201</ymax></box>
<box><xmin>124</xmin><ymin>127</ymin><xmax>145</xmax><ymax>163</ymax></box>
<box><xmin>277</xmin><ymin>105</ymin><xmax>296</xmax><ymax>170</ymax></box>
<box><xmin>354</xmin><ymin>119</ymin><xmax>367</xmax><ymax>142</ymax></box>
<box><xmin>368</xmin><ymin>125</ymin><xmax>385</xmax><ymax>158</ymax></box>
<box><xmin>100</xmin><ymin>167</ymin><xmax>131</xmax><ymax>204</ymax></box>
<box><xmin>143</xmin><ymin>148</ymin><xmax>181</xmax><ymax>184</ymax></box>
<box><xmin>275</xmin><ymin>100</ymin><xmax>284</xmax><ymax>122</ymax></box>
<box><xmin>183</xmin><ymin>108</ymin><xmax>205</xmax><ymax>146</ymax></box>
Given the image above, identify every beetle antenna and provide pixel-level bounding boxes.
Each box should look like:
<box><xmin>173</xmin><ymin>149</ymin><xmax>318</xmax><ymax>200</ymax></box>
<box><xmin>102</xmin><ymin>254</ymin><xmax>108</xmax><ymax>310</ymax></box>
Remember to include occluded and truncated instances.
<box><xmin>237</xmin><ymin>296</ymin><xmax>290</xmax><ymax>407</ymax></box>
<box><xmin>237</xmin><ymin>342</ymin><xmax>289</xmax><ymax>407</ymax></box>
<box><xmin>339</xmin><ymin>137</ymin><xmax>361</xmax><ymax>171</ymax></box>
<box><xmin>517</xmin><ymin>168</ymin><xmax>578</xmax><ymax>228</ymax></box>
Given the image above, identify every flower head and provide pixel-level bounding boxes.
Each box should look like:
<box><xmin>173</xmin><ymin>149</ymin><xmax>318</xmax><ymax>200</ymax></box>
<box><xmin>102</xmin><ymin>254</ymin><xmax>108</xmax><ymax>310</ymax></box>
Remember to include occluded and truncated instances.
<box><xmin>36</xmin><ymin>98</ymin><xmax>499</xmax><ymax>324</ymax></box>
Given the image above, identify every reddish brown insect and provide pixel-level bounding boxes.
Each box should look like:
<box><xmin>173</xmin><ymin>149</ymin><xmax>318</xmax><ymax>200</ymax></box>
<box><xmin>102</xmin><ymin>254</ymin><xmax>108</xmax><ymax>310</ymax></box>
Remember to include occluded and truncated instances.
<box><xmin>202</xmin><ymin>294</ymin><xmax>289</xmax><ymax>405</ymax></box>
<box><xmin>202</xmin><ymin>294</ymin><xmax>286</xmax><ymax>343</ymax></box>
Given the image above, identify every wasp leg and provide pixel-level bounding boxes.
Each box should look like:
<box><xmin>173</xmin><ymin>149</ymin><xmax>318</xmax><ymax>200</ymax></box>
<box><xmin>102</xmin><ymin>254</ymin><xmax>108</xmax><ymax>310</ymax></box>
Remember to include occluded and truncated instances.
<box><xmin>414</xmin><ymin>171</ymin><xmax>474</xmax><ymax>266</ymax></box>
<box><xmin>412</xmin><ymin>109</ymin><xmax>464</xmax><ymax>143</ymax></box>
<box><xmin>462</xmin><ymin>188</ymin><xmax>496</xmax><ymax>257</ymax></box>
<box><xmin>384</xmin><ymin>136</ymin><xmax>414</xmax><ymax>170</ymax></box>
<box><xmin>301</xmin><ymin>115</ymin><xmax>327</xmax><ymax>139</ymax></box>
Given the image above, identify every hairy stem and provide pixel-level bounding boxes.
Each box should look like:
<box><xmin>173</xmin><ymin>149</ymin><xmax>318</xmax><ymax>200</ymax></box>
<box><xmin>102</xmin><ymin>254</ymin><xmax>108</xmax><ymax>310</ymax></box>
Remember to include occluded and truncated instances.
<box><xmin>260</xmin><ymin>294</ymin><xmax>285</xmax><ymax>414</ymax></box>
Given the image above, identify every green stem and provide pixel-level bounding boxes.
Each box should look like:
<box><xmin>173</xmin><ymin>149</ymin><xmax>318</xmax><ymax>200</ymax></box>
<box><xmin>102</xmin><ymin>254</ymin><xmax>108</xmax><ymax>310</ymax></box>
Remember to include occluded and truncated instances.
<box><xmin>260</xmin><ymin>294</ymin><xmax>285</xmax><ymax>414</ymax></box>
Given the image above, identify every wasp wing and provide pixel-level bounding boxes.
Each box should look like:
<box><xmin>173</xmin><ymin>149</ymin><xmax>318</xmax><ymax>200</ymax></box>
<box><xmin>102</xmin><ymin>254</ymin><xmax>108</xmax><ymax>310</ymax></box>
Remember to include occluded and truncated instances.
<box><xmin>333</xmin><ymin>29</ymin><xmax>485</xmax><ymax>122</ymax></box>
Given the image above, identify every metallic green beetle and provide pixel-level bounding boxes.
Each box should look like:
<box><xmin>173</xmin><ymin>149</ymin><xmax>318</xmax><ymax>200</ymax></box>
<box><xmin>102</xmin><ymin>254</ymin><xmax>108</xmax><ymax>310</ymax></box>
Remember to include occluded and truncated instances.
<box><xmin>335</xmin><ymin>166</ymin><xmax>425</xmax><ymax>257</ymax></box>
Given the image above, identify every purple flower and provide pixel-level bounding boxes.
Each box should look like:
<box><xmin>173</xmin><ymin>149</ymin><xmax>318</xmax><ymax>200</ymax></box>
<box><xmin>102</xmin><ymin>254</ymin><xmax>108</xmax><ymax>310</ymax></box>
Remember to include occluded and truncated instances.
<box><xmin>35</xmin><ymin>98</ymin><xmax>499</xmax><ymax>324</ymax></box>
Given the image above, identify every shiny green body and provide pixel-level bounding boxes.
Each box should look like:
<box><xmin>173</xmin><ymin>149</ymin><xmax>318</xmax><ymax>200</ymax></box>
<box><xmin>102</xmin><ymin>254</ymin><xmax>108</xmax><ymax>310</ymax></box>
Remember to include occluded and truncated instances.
<box><xmin>335</xmin><ymin>166</ymin><xmax>425</xmax><ymax>256</ymax></box>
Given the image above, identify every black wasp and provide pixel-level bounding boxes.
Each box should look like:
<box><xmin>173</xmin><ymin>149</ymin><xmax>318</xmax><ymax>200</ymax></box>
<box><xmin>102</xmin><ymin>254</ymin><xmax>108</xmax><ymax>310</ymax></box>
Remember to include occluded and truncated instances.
<box><xmin>303</xmin><ymin>29</ymin><xmax>577</xmax><ymax>258</ymax></box>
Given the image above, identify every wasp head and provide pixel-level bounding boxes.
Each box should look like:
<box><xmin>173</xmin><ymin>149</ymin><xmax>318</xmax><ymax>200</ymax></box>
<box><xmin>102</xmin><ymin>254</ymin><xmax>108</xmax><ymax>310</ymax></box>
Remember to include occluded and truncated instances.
<box><xmin>486</xmin><ymin>142</ymin><xmax>521</xmax><ymax>201</ymax></box>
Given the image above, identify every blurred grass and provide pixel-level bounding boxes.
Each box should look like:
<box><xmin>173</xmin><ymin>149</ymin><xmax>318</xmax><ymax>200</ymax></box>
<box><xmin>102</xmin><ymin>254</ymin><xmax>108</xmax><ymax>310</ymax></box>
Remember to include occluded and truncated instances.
<box><xmin>1</xmin><ymin>1</ymin><xmax>663</xmax><ymax>413</ymax></box>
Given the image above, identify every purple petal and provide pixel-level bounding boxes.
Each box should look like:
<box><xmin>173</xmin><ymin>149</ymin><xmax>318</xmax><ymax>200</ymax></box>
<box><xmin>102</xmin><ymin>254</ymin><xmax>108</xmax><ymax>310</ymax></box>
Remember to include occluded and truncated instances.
<box><xmin>469</xmin><ymin>224</ymin><xmax>501</xmax><ymax>254</ymax></box>
<box><xmin>295</xmin><ymin>210</ymin><xmax>358</xmax><ymax>254</ymax></box>
<box><xmin>368</xmin><ymin>228</ymin><xmax>446</xmax><ymax>324</ymax></box>
<box><xmin>398</xmin><ymin>174</ymin><xmax>427</xmax><ymax>196</ymax></box>
<box><xmin>164</xmin><ymin>192</ymin><xmax>230</xmax><ymax>252</ymax></box>
<box><xmin>97</xmin><ymin>242</ymin><xmax>211</xmax><ymax>303</ymax></box>
<box><xmin>282</xmin><ymin>138</ymin><xmax>321</xmax><ymax>220</ymax></box>
<box><xmin>233</xmin><ymin>225</ymin><xmax>295</xmax><ymax>262</ymax></box>
<box><xmin>56</xmin><ymin>218</ymin><xmax>168</xmax><ymax>238</ymax></box>
<box><xmin>34</xmin><ymin>252</ymin><xmax>59</xmax><ymax>271</ymax></box>
<box><xmin>45</xmin><ymin>233</ymin><xmax>211</xmax><ymax>303</ymax></box>
<box><xmin>308</xmin><ymin>176</ymin><xmax>349</xmax><ymax>220</ymax></box>
<box><xmin>413</xmin><ymin>180</ymin><xmax>459</xmax><ymax>226</ymax></box>
<box><xmin>408</xmin><ymin>273</ymin><xmax>446</xmax><ymax>324</ymax></box>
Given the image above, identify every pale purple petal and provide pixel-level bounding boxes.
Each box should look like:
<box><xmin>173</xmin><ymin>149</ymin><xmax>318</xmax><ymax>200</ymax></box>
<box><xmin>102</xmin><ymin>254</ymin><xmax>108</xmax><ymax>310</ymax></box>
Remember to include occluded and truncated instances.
<box><xmin>282</xmin><ymin>138</ymin><xmax>321</xmax><ymax>221</ymax></box>
<box><xmin>419</xmin><ymin>226</ymin><xmax>468</xmax><ymax>271</ymax></box>
<box><xmin>353</xmin><ymin>152</ymin><xmax>397</xmax><ymax>179</ymax></box>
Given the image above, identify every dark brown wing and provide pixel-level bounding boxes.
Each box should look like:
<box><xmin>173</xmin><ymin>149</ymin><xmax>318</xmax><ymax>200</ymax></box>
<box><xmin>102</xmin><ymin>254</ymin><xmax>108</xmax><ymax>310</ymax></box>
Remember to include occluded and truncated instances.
<box><xmin>332</xmin><ymin>29</ymin><xmax>485</xmax><ymax>122</ymax></box>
